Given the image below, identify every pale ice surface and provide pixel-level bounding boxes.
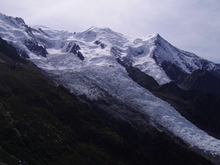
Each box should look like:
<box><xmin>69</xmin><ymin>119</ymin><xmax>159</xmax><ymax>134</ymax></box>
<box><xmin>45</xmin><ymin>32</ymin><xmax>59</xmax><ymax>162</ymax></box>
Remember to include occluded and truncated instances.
<box><xmin>30</xmin><ymin>29</ymin><xmax>220</xmax><ymax>158</ymax></box>
<box><xmin>31</xmin><ymin>49</ymin><xmax>220</xmax><ymax>159</ymax></box>
<box><xmin>1</xmin><ymin>14</ymin><xmax>220</xmax><ymax>163</ymax></box>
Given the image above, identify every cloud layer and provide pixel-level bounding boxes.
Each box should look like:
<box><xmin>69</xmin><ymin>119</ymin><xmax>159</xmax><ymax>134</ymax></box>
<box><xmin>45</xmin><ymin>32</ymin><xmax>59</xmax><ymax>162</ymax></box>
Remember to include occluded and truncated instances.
<box><xmin>0</xmin><ymin>0</ymin><xmax>220</xmax><ymax>62</ymax></box>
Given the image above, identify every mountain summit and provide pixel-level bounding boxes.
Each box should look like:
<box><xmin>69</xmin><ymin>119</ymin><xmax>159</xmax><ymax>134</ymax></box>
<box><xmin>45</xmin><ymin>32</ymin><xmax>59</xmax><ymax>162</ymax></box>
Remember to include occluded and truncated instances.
<box><xmin>1</xmin><ymin>12</ymin><xmax>219</xmax><ymax>84</ymax></box>
<box><xmin>1</xmin><ymin>13</ymin><xmax>220</xmax><ymax>164</ymax></box>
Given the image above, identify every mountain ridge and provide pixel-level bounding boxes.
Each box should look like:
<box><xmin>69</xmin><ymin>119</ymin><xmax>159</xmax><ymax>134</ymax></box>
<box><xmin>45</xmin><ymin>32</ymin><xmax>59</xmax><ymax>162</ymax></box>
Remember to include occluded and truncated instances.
<box><xmin>1</xmin><ymin>13</ymin><xmax>220</xmax><ymax>164</ymax></box>
<box><xmin>1</xmin><ymin>12</ymin><xmax>220</xmax><ymax>85</ymax></box>
<box><xmin>0</xmin><ymin>34</ymin><xmax>213</xmax><ymax>165</ymax></box>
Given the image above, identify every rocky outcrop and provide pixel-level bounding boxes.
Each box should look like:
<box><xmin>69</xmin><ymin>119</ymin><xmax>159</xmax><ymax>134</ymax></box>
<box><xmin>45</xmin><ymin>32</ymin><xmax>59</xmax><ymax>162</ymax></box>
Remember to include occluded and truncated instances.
<box><xmin>68</xmin><ymin>43</ymin><xmax>84</xmax><ymax>61</ymax></box>
<box><xmin>159</xmin><ymin>60</ymin><xmax>189</xmax><ymax>84</ymax></box>
<box><xmin>23</xmin><ymin>39</ymin><xmax>48</xmax><ymax>57</ymax></box>
<box><xmin>126</xmin><ymin>66</ymin><xmax>159</xmax><ymax>90</ymax></box>
<box><xmin>69</xmin><ymin>43</ymin><xmax>80</xmax><ymax>54</ymax></box>
<box><xmin>94</xmin><ymin>40</ymin><xmax>105</xmax><ymax>49</ymax></box>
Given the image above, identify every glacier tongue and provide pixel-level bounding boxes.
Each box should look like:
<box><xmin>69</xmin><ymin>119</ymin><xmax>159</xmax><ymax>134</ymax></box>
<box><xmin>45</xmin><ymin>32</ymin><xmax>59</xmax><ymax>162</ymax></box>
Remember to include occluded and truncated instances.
<box><xmin>28</xmin><ymin>27</ymin><xmax>220</xmax><ymax>163</ymax></box>
<box><xmin>31</xmin><ymin>42</ymin><xmax>220</xmax><ymax>163</ymax></box>
<box><xmin>1</xmin><ymin>13</ymin><xmax>220</xmax><ymax>163</ymax></box>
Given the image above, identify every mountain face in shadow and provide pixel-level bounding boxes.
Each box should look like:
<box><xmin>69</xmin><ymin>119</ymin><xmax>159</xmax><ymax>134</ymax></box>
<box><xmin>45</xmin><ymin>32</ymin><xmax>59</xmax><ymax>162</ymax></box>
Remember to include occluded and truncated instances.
<box><xmin>0</xmin><ymin>38</ymin><xmax>213</xmax><ymax>165</ymax></box>
<box><xmin>183</xmin><ymin>69</ymin><xmax>220</xmax><ymax>98</ymax></box>
<box><xmin>126</xmin><ymin>66</ymin><xmax>220</xmax><ymax>141</ymax></box>
<box><xmin>1</xmin><ymin>12</ymin><xmax>220</xmax><ymax>164</ymax></box>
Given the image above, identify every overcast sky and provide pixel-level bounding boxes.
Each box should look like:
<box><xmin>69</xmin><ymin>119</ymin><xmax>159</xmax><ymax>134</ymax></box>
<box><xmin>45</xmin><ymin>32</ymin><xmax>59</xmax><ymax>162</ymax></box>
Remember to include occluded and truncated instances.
<box><xmin>0</xmin><ymin>0</ymin><xmax>220</xmax><ymax>62</ymax></box>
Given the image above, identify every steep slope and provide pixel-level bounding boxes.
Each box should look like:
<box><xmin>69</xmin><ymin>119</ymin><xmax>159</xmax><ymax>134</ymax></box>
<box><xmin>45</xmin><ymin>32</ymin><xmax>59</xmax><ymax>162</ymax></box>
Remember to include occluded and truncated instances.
<box><xmin>0</xmin><ymin>38</ymin><xmax>214</xmax><ymax>165</ymax></box>
<box><xmin>30</xmin><ymin>28</ymin><xmax>220</xmax><ymax>164</ymax></box>
<box><xmin>1</xmin><ymin>12</ymin><xmax>220</xmax><ymax>87</ymax></box>
<box><xmin>126</xmin><ymin>66</ymin><xmax>220</xmax><ymax>140</ymax></box>
<box><xmin>0</xmin><ymin>13</ymin><xmax>48</xmax><ymax>57</ymax></box>
<box><xmin>183</xmin><ymin>69</ymin><xmax>220</xmax><ymax>98</ymax></box>
<box><xmin>1</xmin><ymin>13</ymin><xmax>220</xmax><ymax>164</ymax></box>
<box><xmin>152</xmin><ymin>34</ymin><xmax>220</xmax><ymax>94</ymax></box>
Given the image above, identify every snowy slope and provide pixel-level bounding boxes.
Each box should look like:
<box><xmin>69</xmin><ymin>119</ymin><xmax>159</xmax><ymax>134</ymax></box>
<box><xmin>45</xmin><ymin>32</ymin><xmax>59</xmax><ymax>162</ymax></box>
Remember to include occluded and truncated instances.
<box><xmin>31</xmin><ymin>35</ymin><xmax>220</xmax><ymax>163</ymax></box>
<box><xmin>152</xmin><ymin>33</ymin><xmax>220</xmax><ymax>80</ymax></box>
<box><xmin>1</xmin><ymin>12</ymin><xmax>219</xmax><ymax>84</ymax></box>
<box><xmin>26</xmin><ymin>27</ymin><xmax>220</xmax><ymax>163</ymax></box>
<box><xmin>1</xmin><ymin>13</ymin><xmax>220</xmax><ymax>164</ymax></box>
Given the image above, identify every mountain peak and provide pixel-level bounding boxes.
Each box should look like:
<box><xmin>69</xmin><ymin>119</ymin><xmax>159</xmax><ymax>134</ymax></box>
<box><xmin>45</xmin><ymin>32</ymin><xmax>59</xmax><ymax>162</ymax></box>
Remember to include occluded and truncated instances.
<box><xmin>140</xmin><ymin>33</ymin><xmax>163</xmax><ymax>43</ymax></box>
<box><xmin>0</xmin><ymin>13</ymin><xmax>26</xmax><ymax>28</ymax></box>
<box><xmin>1</xmin><ymin>13</ymin><xmax>220</xmax><ymax>164</ymax></box>
<box><xmin>150</xmin><ymin>33</ymin><xmax>160</xmax><ymax>38</ymax></box>
<box><xmin>85</xmin><ymin>26</ymin><xmax>118</xmax><ymax>33</ymax></box>
<box><xmin>74</xmin><ymin>26</ymin><xmax>129</xmax><ymax>45</ymax></box>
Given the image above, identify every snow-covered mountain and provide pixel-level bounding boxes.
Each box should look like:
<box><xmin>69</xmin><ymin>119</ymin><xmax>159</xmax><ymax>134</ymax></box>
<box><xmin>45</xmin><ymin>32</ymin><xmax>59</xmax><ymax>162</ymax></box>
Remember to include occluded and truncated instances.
<box><xmin>1</xmin><ymin>13</ymin><xmax>220</xmax><ymax>164</ymax></box>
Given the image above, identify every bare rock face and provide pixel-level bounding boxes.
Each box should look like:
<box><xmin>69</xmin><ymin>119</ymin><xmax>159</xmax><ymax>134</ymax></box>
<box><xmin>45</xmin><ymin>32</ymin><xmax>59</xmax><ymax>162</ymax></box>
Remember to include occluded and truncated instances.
<box><xmin>24</xmin><ymin>39</ymin><xmax>48</xmax><ymax>57</ymax></box>
<box><xmin>68</xmin><ymin>44</ymin><xmax>84</xmax><ymax>61</ymax></box>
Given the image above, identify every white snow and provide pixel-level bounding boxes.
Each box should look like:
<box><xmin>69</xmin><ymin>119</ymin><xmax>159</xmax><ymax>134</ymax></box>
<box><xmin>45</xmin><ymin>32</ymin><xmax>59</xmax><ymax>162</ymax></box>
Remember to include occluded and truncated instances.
<box><xmin>32</xmin><ymin>49</ymin><xmax>220</xmax><ymax>158</ymax></box>
<box><xmin>1</xmin><ymin>13</ymin><xmax>220</xmax><ymax>162</ymax></box>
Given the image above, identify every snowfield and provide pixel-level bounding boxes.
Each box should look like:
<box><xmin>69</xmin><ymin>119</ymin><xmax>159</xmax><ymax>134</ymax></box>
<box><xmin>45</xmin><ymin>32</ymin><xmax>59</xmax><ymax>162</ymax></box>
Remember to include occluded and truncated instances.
<box><xmin>32</xmin><ymin>46</ymin><xmax>220</xmax><ymax>159</ymax></box>
<box><xmin>1</xmin><ymin>12</ymin><xmax>220</xmax><ymax>164</ymax></box>
<box><xmin>33</xmin><ymin>29</ymin><xmax>220</xmax><ymax>156</ymax></box>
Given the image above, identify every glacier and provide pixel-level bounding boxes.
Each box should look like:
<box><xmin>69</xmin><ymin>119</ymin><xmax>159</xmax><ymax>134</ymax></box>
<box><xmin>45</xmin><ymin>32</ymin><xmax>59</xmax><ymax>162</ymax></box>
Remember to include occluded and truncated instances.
<box><xmin>30</xmin><ymin>27</ymin><xmax>220</xmax><ymax>162</ymax></box>
<box><xmin>1</xmin><ymin>13</ymin><xmax>220</xmax><ymax>164</ymax></box>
